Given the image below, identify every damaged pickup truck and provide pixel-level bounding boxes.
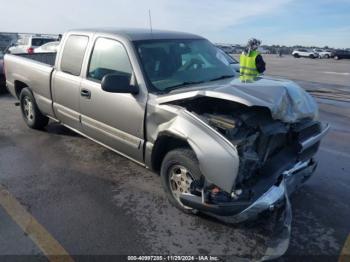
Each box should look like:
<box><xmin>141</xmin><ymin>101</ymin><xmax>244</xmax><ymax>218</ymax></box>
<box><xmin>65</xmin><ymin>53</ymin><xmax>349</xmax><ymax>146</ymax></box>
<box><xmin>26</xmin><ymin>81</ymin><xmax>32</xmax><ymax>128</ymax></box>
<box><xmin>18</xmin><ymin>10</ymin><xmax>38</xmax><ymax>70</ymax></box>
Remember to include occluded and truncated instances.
<box><xmin>4</xmin><ymin>28</ymin><xmax>329</xmax><ymax>222</ymax></box>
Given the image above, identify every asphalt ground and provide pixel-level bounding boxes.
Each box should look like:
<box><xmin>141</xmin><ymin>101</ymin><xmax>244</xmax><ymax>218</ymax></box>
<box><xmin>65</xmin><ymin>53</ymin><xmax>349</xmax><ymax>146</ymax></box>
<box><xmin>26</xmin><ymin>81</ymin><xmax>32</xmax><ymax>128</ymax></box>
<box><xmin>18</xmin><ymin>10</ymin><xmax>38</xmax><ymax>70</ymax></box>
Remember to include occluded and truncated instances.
<box><xmin>233</xmin><ymin>54</ymin><xmax>350</xmax><ymax>87</ymax></box>
<box><xmin>234</xmin><ymin>54</ymin><xmax>350</xmax><ymax>102</ymax></box>
<box><xmin>0</xmin><ymin>56</ymin><xmax>350</xmax><ymax>261</ymax></box>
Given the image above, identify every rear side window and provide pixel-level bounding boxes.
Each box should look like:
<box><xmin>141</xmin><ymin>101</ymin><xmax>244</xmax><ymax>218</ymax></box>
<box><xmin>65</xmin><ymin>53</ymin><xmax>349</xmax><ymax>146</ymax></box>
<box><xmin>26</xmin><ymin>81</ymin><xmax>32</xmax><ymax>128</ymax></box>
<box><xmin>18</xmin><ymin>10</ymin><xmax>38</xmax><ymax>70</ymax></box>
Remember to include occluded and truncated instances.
<box><xmin>61</xmin><ymin>35</ymin><xmax>89</xmax><ymax>76</ymax></box>
<box><xmin>87</xmin><ymin>38</ymin><xmax>132</xmax><ymax>82</ymax></box>
<box><xmin>31</xmin><ymin>38</ymin><xmax>55</xmax><ymax>47</ymax></box>
<box><xmin>17</xmin><ymin>38</ymin><xmax>29</xmax><ymax>45</ymax></box>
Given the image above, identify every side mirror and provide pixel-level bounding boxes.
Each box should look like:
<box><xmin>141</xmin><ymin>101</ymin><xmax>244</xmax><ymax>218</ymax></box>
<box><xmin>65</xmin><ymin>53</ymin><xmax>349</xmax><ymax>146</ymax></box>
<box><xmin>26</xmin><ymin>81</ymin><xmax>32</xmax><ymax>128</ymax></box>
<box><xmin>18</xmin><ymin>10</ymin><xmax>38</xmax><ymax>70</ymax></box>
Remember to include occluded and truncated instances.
<box><xmin>101</xmin><ymin>73</ymin><xmax>139</xmax><ymax>94</ymax></box>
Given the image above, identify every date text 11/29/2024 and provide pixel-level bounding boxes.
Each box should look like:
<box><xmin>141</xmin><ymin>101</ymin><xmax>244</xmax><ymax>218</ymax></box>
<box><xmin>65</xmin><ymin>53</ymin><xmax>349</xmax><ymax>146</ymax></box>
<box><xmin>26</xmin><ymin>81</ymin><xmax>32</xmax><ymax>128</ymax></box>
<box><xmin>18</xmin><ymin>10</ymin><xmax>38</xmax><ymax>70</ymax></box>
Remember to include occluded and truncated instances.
<box><xmin>127</xmin><ymin>255</ymin><xmax>220</xmax><ymax>261</ymax></box>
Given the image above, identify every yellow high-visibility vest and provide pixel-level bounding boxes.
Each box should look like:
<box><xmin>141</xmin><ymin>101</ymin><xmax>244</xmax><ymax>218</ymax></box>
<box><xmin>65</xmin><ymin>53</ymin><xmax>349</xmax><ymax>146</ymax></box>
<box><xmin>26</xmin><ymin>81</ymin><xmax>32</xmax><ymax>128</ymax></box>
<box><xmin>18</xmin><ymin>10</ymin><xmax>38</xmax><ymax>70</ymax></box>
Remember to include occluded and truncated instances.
<box><xmin>240</xmin><ymin>50</ymin><xmax>260</xmax><ymax>79</ymax></box>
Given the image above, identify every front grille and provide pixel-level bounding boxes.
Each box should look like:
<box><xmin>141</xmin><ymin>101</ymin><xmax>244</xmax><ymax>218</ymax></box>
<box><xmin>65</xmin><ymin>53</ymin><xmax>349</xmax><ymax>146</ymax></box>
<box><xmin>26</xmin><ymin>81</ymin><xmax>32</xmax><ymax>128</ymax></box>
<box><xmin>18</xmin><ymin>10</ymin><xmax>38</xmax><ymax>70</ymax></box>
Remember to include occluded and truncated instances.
<box><xmin>298</xmin><ymin>142</ymin><xmax>320</xmax><ymax>161</ymax></box>
<box><xmin>292</xmin><ymin>121</ymin><xmax>321</xmax><ymax>142</ymax></box>
<box><xmin>236</xmin><ymin>119</ymin><xmax>322</xmax><ymax>186</ymax></box>
<box><xmin>291</xmin><ymin>120</ymin><xmax>322</xmax><ymax>161</ymax></box>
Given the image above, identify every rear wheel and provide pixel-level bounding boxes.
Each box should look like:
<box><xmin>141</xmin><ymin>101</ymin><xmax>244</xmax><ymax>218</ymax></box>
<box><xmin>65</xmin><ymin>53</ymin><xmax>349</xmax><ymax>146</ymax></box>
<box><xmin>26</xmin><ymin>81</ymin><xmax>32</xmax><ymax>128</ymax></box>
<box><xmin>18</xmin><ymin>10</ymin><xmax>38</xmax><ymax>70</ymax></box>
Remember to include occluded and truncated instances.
<box><xmin>0</xmin><ymin>86</ymin><xmax>6</xmax><ymax>94</ymax></box>
<box><xmin>20</xmin><ymin>88</ymin><xmax>49</xmax><ymax>129</ymax></box>
<box><xmin>0</xmin><ymin>77</ymin><xmax>7</xmax><ymax>94</ymax></box>
<box><xmin>293</xmin><ymin>53</ymin><xmax>300</xmax><ymax>58</ymax></box>
<box><xmin>334</xmin><ymin>56</ymin><xmax>339</xmax><ymax>60</ymax></box>
<box><xmin>160</xmin><ymin>148</ymin><xmax>202</xmax><ymax>214</ymax></box>
<box><xmin>324</xmin><ymin>54</ymin><xmax>330</xmax><ymax>59</ymax></box>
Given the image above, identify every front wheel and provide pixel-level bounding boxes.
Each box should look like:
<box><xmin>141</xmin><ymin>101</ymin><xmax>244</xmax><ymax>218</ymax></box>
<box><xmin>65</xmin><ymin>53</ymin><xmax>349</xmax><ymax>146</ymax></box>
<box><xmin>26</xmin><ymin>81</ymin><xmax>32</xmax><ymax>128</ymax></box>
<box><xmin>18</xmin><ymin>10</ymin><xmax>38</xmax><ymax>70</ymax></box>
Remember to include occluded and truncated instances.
<box><xmin>20</xmin><ymin>88</ymin><xmax>49</xmax><ymax>129</ymax></box>
<box><xmin>160</xmin><ymin>148</ymin><xmax>202</xmax><ymax>214</ymax></box>
<box><xmin>334</xmin><ymin>56</ymin><xmax>339</xmax><ymax>60</ymax></box>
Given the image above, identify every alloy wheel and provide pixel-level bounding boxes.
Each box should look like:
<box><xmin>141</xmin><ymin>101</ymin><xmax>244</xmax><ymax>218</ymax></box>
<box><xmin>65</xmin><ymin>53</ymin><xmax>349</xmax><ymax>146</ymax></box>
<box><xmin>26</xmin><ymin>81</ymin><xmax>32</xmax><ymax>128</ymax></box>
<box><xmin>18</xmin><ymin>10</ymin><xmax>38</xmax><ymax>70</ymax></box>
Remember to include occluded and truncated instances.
<box><xmin>168</xmin><ymin>164</ymin><xmax>194</xmax><ymax>209</ymax></box>
<box><xmin>23</xmin><ymin>96</ymin><xmax>34</xmax><ymax>121</ymax></box>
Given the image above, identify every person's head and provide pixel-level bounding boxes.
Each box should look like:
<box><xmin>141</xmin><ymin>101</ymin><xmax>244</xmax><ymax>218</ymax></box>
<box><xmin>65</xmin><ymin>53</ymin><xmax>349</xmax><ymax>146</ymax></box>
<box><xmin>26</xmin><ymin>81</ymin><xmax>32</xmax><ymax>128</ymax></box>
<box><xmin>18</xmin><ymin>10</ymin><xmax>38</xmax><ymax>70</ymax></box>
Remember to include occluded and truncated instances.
<box><xmin>246</xmin><ymin>38</ymin><xmax>261</xmax><ymax>51</ymax></box>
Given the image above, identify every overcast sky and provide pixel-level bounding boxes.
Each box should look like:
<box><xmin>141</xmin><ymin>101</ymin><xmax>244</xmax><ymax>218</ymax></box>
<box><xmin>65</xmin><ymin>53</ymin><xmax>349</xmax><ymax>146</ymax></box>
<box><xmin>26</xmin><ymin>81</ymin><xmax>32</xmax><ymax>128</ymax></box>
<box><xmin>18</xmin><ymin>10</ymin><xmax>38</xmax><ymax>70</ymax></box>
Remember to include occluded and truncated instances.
<box><xmin>1</xmin><ymin>0</ymin><xmax>349</xmax><ymax>48</ymax></box>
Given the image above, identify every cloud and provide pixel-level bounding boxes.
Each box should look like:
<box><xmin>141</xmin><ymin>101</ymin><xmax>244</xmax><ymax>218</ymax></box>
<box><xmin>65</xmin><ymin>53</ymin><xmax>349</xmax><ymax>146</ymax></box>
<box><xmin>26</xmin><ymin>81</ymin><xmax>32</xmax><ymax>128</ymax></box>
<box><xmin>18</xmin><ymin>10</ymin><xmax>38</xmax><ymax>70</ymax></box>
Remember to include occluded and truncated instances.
<box><xmin>161</xmin><ymin>0</ymin><xmax>292</xmax><ymax>32</ymax></box>
<box><xmin>0</xmin><ymin>0</ymin><xmax>348</xmax><ymax>48</ymax></box>
<box><xmin>0</xmin><ymin>0</ymin><xmax>292</xmax><ymax>34</ymax></box>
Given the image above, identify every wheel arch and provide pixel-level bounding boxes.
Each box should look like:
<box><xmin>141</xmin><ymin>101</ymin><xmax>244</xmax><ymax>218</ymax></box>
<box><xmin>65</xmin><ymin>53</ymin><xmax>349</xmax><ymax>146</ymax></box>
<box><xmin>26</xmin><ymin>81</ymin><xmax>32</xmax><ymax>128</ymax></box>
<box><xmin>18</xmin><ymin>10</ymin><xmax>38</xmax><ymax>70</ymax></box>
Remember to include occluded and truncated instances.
<box><xmin>14</xmin><ymin>80</ymin><xmax>30</xmax><ymax>98</ymax></box>
<box><xmin>150</xmin><ymin>132</ymin><xmax>192</xmax><ymax>173</ymax></box>
<box><xmin>146</xmin><ymin>109</ymin><xmax>240</xmax><ymax>193</ymax></box>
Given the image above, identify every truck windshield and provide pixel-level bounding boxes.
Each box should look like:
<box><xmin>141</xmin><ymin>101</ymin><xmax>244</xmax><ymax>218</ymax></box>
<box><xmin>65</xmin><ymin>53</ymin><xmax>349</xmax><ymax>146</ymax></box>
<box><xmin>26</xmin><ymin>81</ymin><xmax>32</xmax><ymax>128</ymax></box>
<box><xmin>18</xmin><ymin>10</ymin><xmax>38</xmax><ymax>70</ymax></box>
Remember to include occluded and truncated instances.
<box><xmin>134</xmin><ymin>39</ymin><xmax>236</xmax><ymax>93</ymax></box>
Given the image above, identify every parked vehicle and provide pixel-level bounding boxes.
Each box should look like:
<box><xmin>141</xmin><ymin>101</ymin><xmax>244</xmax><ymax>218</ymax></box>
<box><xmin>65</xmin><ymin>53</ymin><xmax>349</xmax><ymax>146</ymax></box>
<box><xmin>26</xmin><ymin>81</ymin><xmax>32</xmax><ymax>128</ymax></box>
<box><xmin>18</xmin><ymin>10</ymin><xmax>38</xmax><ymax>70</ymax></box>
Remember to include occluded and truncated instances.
<box><xmin>217</xmin><ymin>48</ymin><xmax>239</xmax><ymax>73</ymax></box>
<box><xmin>332</xmin><ymin>50</ymin><xmax>350</xmax><ymax>60</ymax></box>
<box><xmin>313</xmin><ymin>49</ymin><xmax>332</xmax><ymax>59</ymax></box>
<box><xmin>0</xmin><ymin>50</ymin><xmax>5</xmax><ymax>92</ymax></box>
<box><xmin>292</xmin><ymin>49</ymin><xmax>318</xmax><ymax>58</ymax></box>
<box><xmin>232</xmin><ymin>45</ymin><xmax>244</xmax><ymax>54</ymax></box>
<box><xmin>4</xmin><ymin>29</ymin><xmax>329</xmax><ymax>222</ymax></box>
<box><xmin>8</xmin><ymin>36</ymin><xmax>57</xmax><ymax>54</ymax></box>
<box><xmin>35</xmin><ymin>41</ymin><xmax>60</xmax><ymax>53</ymax></box>
<box><xmin>257</xmin><ymin>47</ymin><xmax>270</xmax><ymax>54</ymax></box>
<box><xmin>0</xmin><ymin>33</ymin><xmax>18</xmax><ymax>52</ymax></box>
<box><xmin>216</xmin><ymin>44</ymin><xmax>234</xmax><ymax>54</ymax></box>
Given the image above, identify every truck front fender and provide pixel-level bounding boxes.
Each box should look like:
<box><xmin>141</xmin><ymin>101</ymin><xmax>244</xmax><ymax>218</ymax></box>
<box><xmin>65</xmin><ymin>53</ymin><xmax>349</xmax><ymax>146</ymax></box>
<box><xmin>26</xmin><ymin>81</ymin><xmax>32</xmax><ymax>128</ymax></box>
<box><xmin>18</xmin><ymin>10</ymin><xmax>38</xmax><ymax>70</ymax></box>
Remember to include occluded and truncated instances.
<box><xmin>147</xmin><ymin>105</ymin><xmax>239</xmax><ymax>193</ymax></box>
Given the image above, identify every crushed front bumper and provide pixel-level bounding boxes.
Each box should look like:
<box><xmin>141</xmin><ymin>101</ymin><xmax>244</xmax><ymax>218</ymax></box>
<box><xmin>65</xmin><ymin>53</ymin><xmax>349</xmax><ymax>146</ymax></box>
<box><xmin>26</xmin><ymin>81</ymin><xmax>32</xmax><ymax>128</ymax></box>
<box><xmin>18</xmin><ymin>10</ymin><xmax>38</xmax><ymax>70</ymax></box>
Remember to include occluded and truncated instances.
<box><xmin>180</xmin><ymin>159</ymin><xmax>317</xmax><ymax>222</ymax></box>
<box><xmin>229</xmin><ymin>159</ymin><xmax>317</xmax><ymax>223</ymax></box>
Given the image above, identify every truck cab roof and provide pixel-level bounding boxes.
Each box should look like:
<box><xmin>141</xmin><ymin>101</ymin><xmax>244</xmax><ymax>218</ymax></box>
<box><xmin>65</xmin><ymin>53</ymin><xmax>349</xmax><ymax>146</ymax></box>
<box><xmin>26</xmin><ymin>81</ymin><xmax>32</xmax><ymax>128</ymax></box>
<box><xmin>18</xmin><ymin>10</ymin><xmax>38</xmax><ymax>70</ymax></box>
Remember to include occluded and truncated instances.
<box><xmin>67</xmin><ymin>28</ymin><xmax>204</xmax><ymax>41</ymax></box>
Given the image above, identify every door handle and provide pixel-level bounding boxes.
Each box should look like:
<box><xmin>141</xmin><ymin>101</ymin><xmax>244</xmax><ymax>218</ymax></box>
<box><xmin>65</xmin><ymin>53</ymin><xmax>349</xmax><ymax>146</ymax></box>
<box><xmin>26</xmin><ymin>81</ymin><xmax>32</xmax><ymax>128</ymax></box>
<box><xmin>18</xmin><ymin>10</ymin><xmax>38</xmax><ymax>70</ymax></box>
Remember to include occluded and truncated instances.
<box><xmin>80</xmin><ymin>89</ymin><xmax>91</xmax><ymax>99</ymax></box>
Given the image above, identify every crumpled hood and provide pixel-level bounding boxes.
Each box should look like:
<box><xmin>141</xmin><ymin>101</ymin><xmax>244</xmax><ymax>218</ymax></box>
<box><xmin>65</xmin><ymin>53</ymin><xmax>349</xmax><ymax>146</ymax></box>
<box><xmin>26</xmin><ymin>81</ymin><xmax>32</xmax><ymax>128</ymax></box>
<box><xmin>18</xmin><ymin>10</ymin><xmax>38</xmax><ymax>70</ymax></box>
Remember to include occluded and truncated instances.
<box><xmin>155</xmin><ymin>76</ymin><xmax>318</xmax><ymax>123</ymax></box>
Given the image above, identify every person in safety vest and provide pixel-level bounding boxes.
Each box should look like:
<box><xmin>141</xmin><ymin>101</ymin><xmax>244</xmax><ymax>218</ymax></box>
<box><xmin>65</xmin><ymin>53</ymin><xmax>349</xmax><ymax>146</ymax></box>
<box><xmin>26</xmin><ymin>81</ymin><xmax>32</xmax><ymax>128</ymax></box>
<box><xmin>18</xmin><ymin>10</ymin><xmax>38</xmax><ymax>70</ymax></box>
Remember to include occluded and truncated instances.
<box><xmin>240</xmin><ymin>38</ymin><xmax>265</xmax><ymax>80</ymax></box>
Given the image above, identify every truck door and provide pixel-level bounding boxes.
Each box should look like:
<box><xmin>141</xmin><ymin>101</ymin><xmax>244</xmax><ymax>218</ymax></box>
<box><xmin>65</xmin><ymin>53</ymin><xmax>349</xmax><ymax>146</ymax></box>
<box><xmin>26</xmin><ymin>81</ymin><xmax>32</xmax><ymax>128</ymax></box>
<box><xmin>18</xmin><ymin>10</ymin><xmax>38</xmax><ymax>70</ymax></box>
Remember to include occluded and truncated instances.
<box><xmin>79</xmin><ymin>37</ymin><xmax>147</xmax><ymax>163</ymax></box>
<box><xmin>52</xmin><ymin>34</ymin><xmax>89</xmax><ymax>130</ymax></box>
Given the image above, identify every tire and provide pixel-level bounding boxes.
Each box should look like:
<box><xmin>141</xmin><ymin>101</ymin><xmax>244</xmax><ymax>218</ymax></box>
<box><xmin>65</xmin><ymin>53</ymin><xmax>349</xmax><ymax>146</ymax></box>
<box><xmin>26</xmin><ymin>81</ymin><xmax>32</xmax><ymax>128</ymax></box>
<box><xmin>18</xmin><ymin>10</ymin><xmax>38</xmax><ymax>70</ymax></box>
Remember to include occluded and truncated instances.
<box><xmin>293</xmin><ymin>54</ymin><xmax>300</xmax><ymax>58</ymax></box>
<box><xmin>309</xmin><ymin>54</ymin><xmax>315</xmax><ymax>59</ymax></box>
<box><xmin>0</xmin><ymin>77</ymin><xmax>6</xmax><ymax>94</ymax></box>
<box><xmin>0</xmin><ymin>86</ymin><xmax>7</xmax><ymax>94</ymax></box>
<box><xmin>160</xmin><ymin>148</ymin><xmax>202</xmax><ymax>214</ymax></box>
<box><xmin>324</xmin><ymin>54</ymin><xmax>330</xmax><ymax>59</ymax></box>
<box><xmin>19</xmin><ymin>88</ymin><xmax>49</xmax><ymax>129</ymax></box>
<box><xmin>334</xmin><ymin>56</ymin><xmax>339</xmax><ymax>60</ymax></box>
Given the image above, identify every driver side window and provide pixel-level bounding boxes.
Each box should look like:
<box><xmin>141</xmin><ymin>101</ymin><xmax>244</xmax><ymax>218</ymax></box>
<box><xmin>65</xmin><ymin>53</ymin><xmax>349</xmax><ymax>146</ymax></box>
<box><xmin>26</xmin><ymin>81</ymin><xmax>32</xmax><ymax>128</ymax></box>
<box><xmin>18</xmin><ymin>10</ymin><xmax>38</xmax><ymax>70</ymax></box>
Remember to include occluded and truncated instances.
<box><xmin>88</xmin><ymin>38</ymin><xmax>132</xmax><ymax>82</ymax></box>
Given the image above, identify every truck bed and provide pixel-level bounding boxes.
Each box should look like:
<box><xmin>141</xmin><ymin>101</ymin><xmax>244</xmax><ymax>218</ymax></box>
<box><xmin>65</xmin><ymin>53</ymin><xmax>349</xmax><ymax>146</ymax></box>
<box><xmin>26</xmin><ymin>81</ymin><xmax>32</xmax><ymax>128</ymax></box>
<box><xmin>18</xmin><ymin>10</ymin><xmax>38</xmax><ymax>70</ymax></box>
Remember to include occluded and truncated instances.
<box><xmin>4</xmin><ymin>52</ymin><xmax>56</xmax><ymax>117</ymax></box>
<box><xmin>15</xmin><ymin>53</ymin><xmax>56</xmax><ymax>66</ymax></box>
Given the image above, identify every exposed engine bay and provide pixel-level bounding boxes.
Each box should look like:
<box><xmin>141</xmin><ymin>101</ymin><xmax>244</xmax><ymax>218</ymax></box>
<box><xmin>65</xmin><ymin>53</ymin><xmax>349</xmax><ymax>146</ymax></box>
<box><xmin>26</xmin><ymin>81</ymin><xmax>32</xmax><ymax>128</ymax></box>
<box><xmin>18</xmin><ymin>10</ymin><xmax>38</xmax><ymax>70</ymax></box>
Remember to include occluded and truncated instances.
<box><xmin>172</xmin><ymin>97</ymin><xmax>321</xmax><ymax>205</ymax></box>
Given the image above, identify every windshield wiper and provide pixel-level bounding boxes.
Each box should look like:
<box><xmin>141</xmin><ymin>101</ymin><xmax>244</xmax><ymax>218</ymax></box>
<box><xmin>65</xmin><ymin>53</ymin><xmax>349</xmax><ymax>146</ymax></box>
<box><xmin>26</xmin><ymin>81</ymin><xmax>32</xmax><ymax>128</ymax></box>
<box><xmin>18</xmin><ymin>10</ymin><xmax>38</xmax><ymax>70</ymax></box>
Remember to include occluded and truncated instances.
<box><xmin>208</xmin><ymin>75</ymin><xmax>235</xmax><ymax>82</ymax></box>
<box><xmin>161</xmin><ymin>76</ymin><xmax>234</xmax><ymax>94</ymax></box>
<box><xmin>165</xmin><ymin>81</ymin><xmax>205</xmax><ymax>93</ymax></box>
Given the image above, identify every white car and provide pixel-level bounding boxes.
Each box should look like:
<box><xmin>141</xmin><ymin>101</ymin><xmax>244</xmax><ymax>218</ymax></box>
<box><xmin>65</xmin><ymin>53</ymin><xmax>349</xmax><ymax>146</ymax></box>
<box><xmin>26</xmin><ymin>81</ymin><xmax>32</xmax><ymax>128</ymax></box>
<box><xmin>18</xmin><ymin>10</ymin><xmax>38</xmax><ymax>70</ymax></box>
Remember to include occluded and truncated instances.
<box><xmin>313</xmin><ymin>49</ymin><xmax>332</xmax><ymax>59</ymax></box>
<box><xmin>0</xmin><ymin>50</ymin><xmax>7</xmax><ymax>93</ymax></box>
<box><xmin>257</xmin><ymin>47</ymin><xmax>270</xmax><ymax>54</ymax></box>
<box><xmin>216</xmin><ymin>48</ymin><xmax>240</xmax><ymax>73</ymax></box>
<box><xmin>8</xmin><ymin>36</ymin><xmax>57</xmax><ymax>54</ymax></box>
<box><xmin>34</xmin><ymin>41</ymin><xmax>60</xmax><ymax>53</ymax></box>
<box><xmin>216</xmin><ymin>45</ymin><xmax>235</xmax><ymax>54</ymax></box>
<box><xmin>292</xmin><ymin>49</ymin><xmax>318</xmax><ymax>58</ymax></box>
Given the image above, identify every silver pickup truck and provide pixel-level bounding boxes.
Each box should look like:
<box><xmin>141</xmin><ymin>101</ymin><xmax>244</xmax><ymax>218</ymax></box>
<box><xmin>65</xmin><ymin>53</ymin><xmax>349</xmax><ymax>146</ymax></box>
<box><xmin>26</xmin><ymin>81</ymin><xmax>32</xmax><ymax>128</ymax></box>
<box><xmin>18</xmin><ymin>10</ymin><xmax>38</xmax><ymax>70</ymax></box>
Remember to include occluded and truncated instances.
<box><xmin>4</xmin><ymin>28</ymin><xmax>329</xmax><ymax>222</ymax></box>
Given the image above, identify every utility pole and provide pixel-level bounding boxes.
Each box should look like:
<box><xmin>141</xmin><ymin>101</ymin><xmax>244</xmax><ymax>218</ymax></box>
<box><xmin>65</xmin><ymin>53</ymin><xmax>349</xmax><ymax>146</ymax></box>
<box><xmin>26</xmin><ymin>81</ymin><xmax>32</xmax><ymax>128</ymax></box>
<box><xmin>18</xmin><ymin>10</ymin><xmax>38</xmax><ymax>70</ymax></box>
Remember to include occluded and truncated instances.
<box><xmin>148</xmin><ymin>9</ymin><xmax>153</xmax><ymax>35</ymax></box>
